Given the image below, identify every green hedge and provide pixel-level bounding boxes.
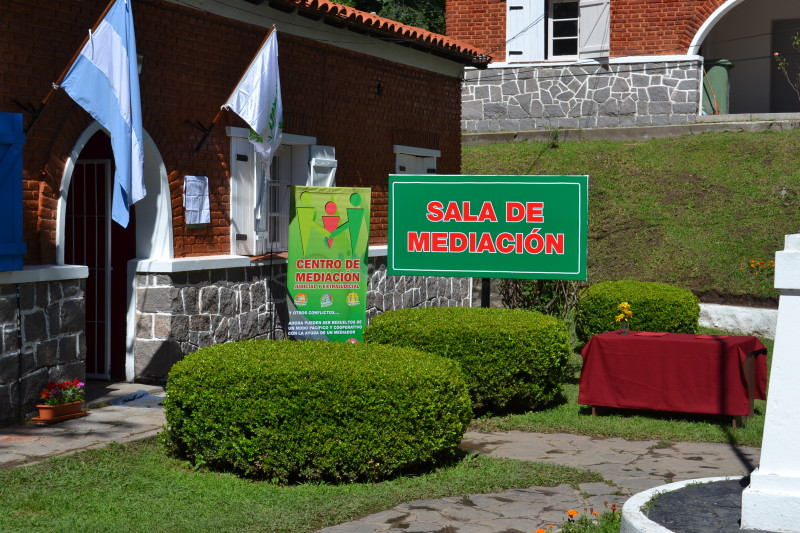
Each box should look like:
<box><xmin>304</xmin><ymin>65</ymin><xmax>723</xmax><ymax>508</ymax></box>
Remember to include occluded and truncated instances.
<box><xmin>574</xmin><ymin>280</ymin><xmax>700</xmax><ymax>344</ymax></box>
<box><xmin>363</xmin><ymin>307</ymin><xmax>570</xmax><ymax>414</ymax></box>
<box><xmin>162</xmin><ymin>340</ymin><xmax>472</xmax><ymax>484</ymax></box>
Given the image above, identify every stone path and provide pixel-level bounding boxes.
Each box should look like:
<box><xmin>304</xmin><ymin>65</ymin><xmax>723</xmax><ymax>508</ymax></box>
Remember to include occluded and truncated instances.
<box><xmin>319</xmin><ymin>431</ymin><xmax>759</xmax><ymax>532</ymax></box>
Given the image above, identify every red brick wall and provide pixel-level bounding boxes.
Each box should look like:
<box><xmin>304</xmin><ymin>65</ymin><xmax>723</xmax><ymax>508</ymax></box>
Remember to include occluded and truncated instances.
<box><xmin>446</xmin><ymin>0</ymin><xmax>507</xmax><ymax>62</ymax></box>
<box><xmin>2</xmin><ymin>0</ymin><xmax>461</xmax><ymax>263</ymax></box>
<box><xmin>446</xmin><ymin>0</ymin><xmax>727</xmax><ymax>60</ymax></box>
<box><xmin>610</xmin><ymin>0</ymin><xmax>727</xmax><ymax>56</ymax></box>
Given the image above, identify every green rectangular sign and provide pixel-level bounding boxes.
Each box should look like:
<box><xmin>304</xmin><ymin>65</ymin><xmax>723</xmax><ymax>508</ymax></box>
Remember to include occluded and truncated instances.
<box><xmin>388</xmin><ymin>175</ymin><xmax>587</xmax><ymax>280</ymax></box>
<box><xmin>287</xmin><ymin>186</ymin><xmax>371</xmax><ymax>342</ymax></box>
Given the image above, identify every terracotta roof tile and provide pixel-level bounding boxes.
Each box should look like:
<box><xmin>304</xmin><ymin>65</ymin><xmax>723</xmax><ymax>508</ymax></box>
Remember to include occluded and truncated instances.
<box><xmin>267</xmin><ymin>0</ymin><xmax>491</xmax><ymax>68</ymax></box>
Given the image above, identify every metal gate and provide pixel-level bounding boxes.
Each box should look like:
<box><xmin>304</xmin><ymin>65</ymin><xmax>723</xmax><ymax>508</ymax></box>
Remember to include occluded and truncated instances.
<box><xmin>65</xmin><ymin>159</ymin><xmax>113</xmax><ymax>378</ymax></box>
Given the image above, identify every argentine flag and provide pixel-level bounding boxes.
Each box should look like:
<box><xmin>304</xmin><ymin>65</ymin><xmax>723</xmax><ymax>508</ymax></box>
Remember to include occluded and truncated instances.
<box><xmin>61</xmin><ymin>0</ymin><xmax>145</xmax><ymax>228</ymax></box>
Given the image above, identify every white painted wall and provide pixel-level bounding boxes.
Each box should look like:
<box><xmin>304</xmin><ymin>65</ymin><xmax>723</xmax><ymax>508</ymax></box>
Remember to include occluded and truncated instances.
<box><xmin>701</xmin><ymin>0</ymin><xmax>800</xmax><ymax>113</ymax></box>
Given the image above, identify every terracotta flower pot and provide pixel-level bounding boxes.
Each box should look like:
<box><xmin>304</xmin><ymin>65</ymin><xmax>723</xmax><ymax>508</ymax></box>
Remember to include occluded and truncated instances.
<box><xmin>33</xmin><ymin>401</ymin><xmax>88</xmax><ymax>423</ymax></box>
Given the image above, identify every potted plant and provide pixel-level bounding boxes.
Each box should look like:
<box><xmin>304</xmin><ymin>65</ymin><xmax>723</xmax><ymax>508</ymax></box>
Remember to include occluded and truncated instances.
<box><xmin>33</xmin><ymin>378</ymin><xmax>88</xmax><ymax>423</ymax></box>
<box><xmin>615</xmin><ymin>301</ymin><xmax>633</xmax><ymax>335</ymax></box>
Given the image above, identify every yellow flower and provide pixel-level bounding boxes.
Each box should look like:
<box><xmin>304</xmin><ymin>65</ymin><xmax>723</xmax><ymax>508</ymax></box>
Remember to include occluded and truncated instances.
<box><xmin>616</xmin><ymin>302</ymin><xmax>633</xmax><ymax>322</ymax></box>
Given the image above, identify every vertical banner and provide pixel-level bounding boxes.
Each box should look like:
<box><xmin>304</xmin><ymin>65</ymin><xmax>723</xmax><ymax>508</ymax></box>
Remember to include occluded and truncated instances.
<box><xmin>287</xmin><ymin>186</ymin><xmax>371</xmax><ymax>342</ymax></box>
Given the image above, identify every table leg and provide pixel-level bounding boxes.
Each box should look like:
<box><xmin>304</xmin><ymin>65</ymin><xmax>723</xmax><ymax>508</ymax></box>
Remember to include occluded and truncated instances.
<box><xmin>744</xmin><ymin>353</ymin><xmax>757</xmax><ymax>418</ymax></box>
<box><xmin>591</xmin><ymin>406</ymin><xmax>597</xmax><ymax>417</ymax></box>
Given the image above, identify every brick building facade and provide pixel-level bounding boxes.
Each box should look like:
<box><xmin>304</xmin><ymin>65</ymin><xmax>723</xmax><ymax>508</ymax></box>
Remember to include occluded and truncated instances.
<box><xmin>0</xmin><ymin>0</ymin><xmax>487</xmax><ymax>425</ymax></box>
<box><xmin>448</xmin><ymin>0</ymin><xmax>800</xmax><ymax>132</ymax></box>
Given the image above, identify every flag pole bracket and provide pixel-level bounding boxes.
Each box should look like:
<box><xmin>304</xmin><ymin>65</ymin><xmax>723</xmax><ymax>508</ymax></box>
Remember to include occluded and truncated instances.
<box><xmin>188</xmin><ymin>119</ymin><xmax>217</xmax><ymax>155</ymax></box>
<box><xmin>13</xmin><ymin>100</ymin><xmax>45</xmax><ymax>134</ymax></box>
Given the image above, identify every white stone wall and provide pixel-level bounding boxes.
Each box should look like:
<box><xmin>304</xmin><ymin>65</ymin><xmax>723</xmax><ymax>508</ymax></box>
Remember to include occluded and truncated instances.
<box><xmin>462</xmin><ymin>60</ymin><xmax>702</xmax><ymax>132</ymax></box>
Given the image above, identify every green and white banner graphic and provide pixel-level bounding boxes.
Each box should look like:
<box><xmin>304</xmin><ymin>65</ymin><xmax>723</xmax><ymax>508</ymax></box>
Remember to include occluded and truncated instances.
<box><xmin>287</xmin><ymin>186</ymin><xmax>371</xmax><ymax>342</ymax></box>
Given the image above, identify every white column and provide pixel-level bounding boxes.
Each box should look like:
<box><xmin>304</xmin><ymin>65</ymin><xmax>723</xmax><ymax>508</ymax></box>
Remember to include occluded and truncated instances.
<box><xmin>742</xmin><ymin>234</ymin><xmax>800</xmax><ymax>532</ymax></box>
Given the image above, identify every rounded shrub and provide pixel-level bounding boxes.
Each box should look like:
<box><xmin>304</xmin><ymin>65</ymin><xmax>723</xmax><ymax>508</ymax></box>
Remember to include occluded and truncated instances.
<box><xmin>163</xmin><ymin>340</ymin><xmax>472</xmax><ymax>484</ymax></box>
<box><xmin>363</xmin><ymin>307</ymin><xmax>570</xmax><ymax>414</ymax></box>
<box><xmin>574</xmin><ymin>280</ymin><xmax>700</xmax><ymax>344</ymax></box>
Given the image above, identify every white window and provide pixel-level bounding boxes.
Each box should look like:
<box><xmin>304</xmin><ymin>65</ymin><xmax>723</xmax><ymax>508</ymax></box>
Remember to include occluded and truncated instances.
<box><xmin>393</xmin><ymin>145</ymin><xmax>440</xmax><ymax>175</ymax></box>
<box><xmin>228</xmin><ymin>127</ymin><xmax>337</xmax><ymax>255</ymax></box>
<box><xmin>506</xmin><ymin>0</ymin><xmax>609</xmax><ymax>62</ymax></box>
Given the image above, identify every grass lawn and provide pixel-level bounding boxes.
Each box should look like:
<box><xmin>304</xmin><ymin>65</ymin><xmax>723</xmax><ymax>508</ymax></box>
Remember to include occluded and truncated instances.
<box><xmin>0</xmin><ymin>439</ymin><xmax>601</xmax><ymax>533</ymax></box>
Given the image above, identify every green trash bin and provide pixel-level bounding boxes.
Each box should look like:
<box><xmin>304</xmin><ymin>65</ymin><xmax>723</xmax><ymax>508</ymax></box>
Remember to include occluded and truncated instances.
<box><xmin>702</xmin><ymin>59</ymin><xmax>734</xmax><ymax>115</ymax></box>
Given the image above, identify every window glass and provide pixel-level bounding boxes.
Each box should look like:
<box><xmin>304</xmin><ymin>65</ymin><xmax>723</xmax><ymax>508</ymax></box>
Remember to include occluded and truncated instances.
<box><xmin>552</xmin><ymin>1</ymin><xmax>578</xmax><ymax>19</ymax></box>
<box><xmin>553</xmin><ymin>39</ymin><xmax>578</xmax><ymax>56</ymax></box>
<box><xmin>553</xmin><ymin>19</ymin><xmax>578</xmax><ymax>38</ymax></box>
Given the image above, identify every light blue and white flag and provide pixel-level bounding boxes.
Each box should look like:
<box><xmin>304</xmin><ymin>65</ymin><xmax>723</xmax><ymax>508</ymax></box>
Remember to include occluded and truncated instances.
<box><xmin>61</xmin><ymin>0</ymin><xmax>145</xmax><ymax>228</ymax></box>
<box><xmin>223</xmin><ymin>30</ymin><xmax>283</xmax><ymax>163</ymax></box>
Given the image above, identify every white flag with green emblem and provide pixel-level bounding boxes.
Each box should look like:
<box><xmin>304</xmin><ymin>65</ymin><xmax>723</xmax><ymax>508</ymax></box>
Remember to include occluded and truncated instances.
<box><xmin>222</xmin><ymin>30</ymin><xmax>283</xmax><ymax>162</ymax></box>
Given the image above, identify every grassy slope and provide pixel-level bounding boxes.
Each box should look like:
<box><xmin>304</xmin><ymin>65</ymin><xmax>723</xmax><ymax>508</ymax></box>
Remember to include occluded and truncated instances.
<box><xmin>462</xmin><ymin>129</ymin><xmax>800</xmax><ymax>304</ymax></box>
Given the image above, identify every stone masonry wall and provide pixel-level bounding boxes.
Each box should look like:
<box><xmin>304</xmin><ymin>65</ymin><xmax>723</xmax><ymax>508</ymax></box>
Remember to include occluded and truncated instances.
<box><xmin>134</xmin><ymin>265</ymin><xmax>288</xmax><ymax>382</ymax></box>
<box><xmin>462</xmin><ymin>60</ymin><xmax>702</xmax><ymax>132</ymax></box>
<box><xmin>0</xmin><ymin>280</ymin><xmax>85</xmax><ymax>426</ymax></box>
<box><xmin>134</xmin><ymin>258</ymin><xmax>472</xmax><ymax>382</ymax></box>
<box><xmin>366</xmin><ymin>257</ymin><xmax>472</xmax><ymax>320</ymax></box>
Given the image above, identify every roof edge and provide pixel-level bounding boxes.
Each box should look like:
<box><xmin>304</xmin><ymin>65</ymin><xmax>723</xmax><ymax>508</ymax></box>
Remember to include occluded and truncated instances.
<box><xmin>265</xmin><ymin>0</ymin><xmax>491</xmax><ymax>68</ymax></box>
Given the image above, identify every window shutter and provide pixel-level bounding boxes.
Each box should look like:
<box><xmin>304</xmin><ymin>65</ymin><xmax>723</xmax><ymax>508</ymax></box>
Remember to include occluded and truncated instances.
<box><xmin>308</xmin><ymin>145</ymin><xmax>337</xmax><ymax>187</ymax></box>
<box><xmin>396</xmin><ymin>153</ymin><xmax>437</xmax><ymax>174</ymax></box>
<box><xmin>254</xmin><ymin>159</ymin><xmax>270</xmax><ymax>255</ymax></box>
<box><xmin>578</xmin><ymin>0</ymin><xmax>610</xmax><ymax>58</ymax></box>
<box><xmin>230</xmin><ymin>137</ymin><xmax>257</xmax><ymax>255</ymax></box>
<box><xmin>506</xmin><ymin>0</ymin><xmax>545</xmax><ymax>62</ymax></box>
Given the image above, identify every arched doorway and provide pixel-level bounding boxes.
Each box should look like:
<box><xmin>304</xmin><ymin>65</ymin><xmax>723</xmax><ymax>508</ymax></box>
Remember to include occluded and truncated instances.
<box><xmin>692</xmin><ymin>0</ymin><xmax>800</xmax><ymax>114</ymax></box>
<box><xmin>64</xmin><ymin>131</ymin><xmax>137</xmax><ymax>379</ymax></box>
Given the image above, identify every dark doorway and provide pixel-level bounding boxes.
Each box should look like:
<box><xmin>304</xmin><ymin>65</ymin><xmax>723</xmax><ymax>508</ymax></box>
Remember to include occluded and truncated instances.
<box><xmin>65</xmin><ymin>131</ymin><xmax>136</xmax><ymax>380</ymax></box>
<box><xmin>771</xmin><ymin>19</ymin><xmax>800</xmax><ymax>112</ymax></box>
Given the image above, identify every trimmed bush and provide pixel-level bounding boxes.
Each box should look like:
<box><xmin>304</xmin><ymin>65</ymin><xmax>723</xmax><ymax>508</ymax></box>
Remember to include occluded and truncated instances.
<box><xmin>574</xmin><ymin>280</ymin><xmax>700</xmax><ymax>344</ymax></box>
<box><xmin>162</xmin><ymin>340</ymin><xmax>472</xmax><ymax>484</ymax></box>
<box><xmin>363</xmin><ymin>307</ymin><xmax>570</xmax><ymax>414</ymax></box>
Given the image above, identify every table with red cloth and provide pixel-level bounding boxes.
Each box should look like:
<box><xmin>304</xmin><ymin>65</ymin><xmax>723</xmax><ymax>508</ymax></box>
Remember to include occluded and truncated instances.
<box><xmin>578</xmin><ymin>331</ymin><xmax>768</xmax><ymax>417</ymax></box>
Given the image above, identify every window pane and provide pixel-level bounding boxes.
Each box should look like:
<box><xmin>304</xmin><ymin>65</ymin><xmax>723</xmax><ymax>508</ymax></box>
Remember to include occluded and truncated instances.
<box><xmin>553</xmin><ymin>38</ymin><xmax>578</xmax><ymax>56</ymax></box>
<box><xmin>553</xmin><ymin>20</ymin><xmax>578</xmax><ymax>38</ymax></box>
<box><xmin>553</xmin><ymin>1</ymin><xmax>578</xmax><ymax>19</ymax></box>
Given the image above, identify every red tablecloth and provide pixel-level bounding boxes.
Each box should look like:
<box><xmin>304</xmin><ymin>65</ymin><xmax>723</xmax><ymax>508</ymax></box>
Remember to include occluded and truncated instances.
<box><xmin>578</xmin><ymin>331</ymin><xmax>768</xmax><ymax>416</ymax></box>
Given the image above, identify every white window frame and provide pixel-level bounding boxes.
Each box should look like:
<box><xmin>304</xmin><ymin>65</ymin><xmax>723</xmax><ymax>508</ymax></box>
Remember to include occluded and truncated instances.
<box><xmin>548</xmin><ymin>0</ymin><xmax>580</xmax><ymax>60</ymax></box>
<box><xmin>504</xmin><ymin>0</ymin><xmax>609</xmax><ymax>62</ymax></box>
<box><xmin>228</xmin><ymin>127</ymin><xmax>337</xmax><ymax>255</ymax></box>
<box><xmin>393</xmin><ymin>145</ymin><xmax>440</xmax><ymax>175</ymax></box>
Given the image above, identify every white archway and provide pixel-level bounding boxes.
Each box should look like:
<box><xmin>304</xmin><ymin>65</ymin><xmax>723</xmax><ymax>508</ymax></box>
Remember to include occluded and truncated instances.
<box><xmin>688</xmin><ymin>0</ymin><xmax>748</xmax><ymax>55</ymax></box>
<box><xmin>57</xmin><ymin>123</ymin><xmax>173</xmax><ymax>263</ymax></box>
<box><xmin>58</xmin><ymin>123</ymin><xmax>174</xmax><ymax>382</ymax></box>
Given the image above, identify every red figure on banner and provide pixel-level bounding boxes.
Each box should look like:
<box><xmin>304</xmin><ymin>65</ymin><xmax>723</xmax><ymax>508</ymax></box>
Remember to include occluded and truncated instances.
<box><xmin>322</xmin><ymin>201</ymin><xmax>339</xmax><ymax>248</ymax></box>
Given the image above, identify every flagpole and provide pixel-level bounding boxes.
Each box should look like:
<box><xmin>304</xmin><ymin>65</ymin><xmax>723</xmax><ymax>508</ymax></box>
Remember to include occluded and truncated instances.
<box><xmin>25</xmin><ymin>0</ymin><xmax>118</xmax><ymax>133</ymax></box>
<box><xmin>193</xmin><ymin>25</ymin><xmax>276</xmax><ymax>154</ymax></box>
